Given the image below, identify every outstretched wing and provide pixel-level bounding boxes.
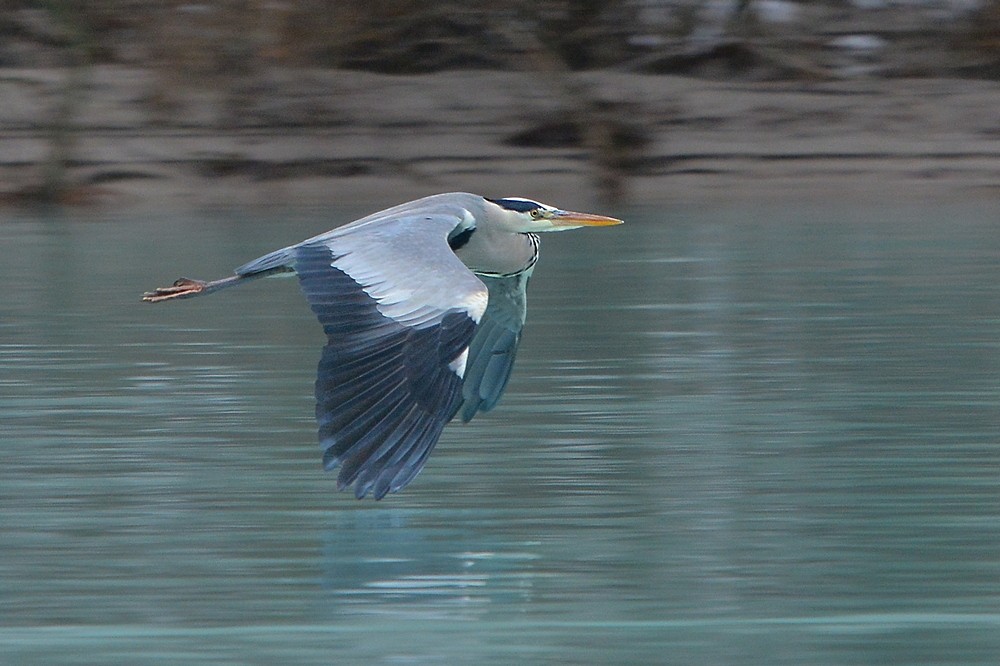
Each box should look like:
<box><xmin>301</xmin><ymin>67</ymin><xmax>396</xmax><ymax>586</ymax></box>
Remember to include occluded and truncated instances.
<box><xmin>292</xmin><ymin>213</ymin><xmax>487</xmax><ymax>499</ymax></box>
<box><xmin>459</xmin><ymin>270</ymin><xmax>531</xmax><ymax>422</ymax></box>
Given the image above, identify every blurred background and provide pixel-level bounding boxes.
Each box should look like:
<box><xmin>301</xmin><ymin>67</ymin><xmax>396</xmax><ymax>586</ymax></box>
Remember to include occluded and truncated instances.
<box><xmin>1</xmin><ymin>0</ymin><xmax>999</xmax><ymax>208</ymax></box>
<box><xmin>2</xmin><ymin>3</ymin><xmax>1000</xmax><ymax>665</ymax></box>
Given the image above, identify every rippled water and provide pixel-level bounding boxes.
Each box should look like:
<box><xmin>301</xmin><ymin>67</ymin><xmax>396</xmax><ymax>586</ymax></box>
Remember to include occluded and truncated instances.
<box><xmin>2</xmin><ymin>202</ymin><xmax>999</xmax><ymax>664</ymax></box>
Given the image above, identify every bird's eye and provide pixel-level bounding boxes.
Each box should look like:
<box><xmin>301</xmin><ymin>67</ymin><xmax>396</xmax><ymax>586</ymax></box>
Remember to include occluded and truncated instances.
<box><xmin>529</xmin><ymin>208</ymin><xmax>543</xmax><ymax>219</ymax></box>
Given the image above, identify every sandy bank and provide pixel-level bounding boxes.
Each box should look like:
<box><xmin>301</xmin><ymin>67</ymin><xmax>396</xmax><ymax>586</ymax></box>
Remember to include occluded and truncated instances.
<box><xmin>1</xmin><ymin>67</ymin><xmax>998</xmax><ymax>210</ymax></box>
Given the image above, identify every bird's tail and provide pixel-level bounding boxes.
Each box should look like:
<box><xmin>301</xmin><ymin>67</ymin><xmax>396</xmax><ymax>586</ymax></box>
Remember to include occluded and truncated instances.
<box><xmin>141</xmin><ymin>275</ymin><xmax>241</xmax><ymax>302</ymax></box>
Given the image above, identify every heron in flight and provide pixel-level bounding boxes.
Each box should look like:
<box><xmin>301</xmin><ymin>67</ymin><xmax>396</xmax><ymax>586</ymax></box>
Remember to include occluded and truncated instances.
<box><xmin>143</xmin><ymin>192</ymin><xmax>622</xmax><ymax>499</ymax></box>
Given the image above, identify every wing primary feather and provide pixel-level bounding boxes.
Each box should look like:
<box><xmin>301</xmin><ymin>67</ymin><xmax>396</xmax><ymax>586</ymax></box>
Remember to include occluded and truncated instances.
<box><xmin>291</xmin><ymin>226</ymin><xmax>485</xmax><ymax>498</ymax></box>
<box><xmin>459</xmin><ymin>272</ymin><xmax>531</xmax><ymax>422</ymax></box>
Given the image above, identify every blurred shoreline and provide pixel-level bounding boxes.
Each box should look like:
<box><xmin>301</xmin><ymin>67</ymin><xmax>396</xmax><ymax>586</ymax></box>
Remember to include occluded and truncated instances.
<box><xmin>2</xmin><ymin>66</ymin><xmax>999</xmax><ymax>210</ymax></box>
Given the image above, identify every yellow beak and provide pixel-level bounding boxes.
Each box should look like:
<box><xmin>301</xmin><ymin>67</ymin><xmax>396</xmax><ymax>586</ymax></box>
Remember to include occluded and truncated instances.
<box><xmin>551</xmin><ymin>210</ymin><xmax>624</xmax><ymax>227</ymax></box>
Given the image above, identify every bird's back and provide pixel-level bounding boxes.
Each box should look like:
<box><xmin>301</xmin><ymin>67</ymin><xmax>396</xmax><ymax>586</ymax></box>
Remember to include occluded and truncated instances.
<box><xmin>236</xmin><ymin>193</ymin><xmax>482</xmax><ymax>277</ymax></box>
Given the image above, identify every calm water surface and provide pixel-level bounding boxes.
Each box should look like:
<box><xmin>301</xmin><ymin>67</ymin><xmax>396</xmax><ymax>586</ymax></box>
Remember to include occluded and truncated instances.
<box><xmin>1</xmin><ymin>202</ymin><xmax>998</xmax><ymax>664</ymax></box>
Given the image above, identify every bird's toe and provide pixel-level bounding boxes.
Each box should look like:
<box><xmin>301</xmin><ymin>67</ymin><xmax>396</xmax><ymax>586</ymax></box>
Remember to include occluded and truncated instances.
<box><xmin>141</xmin><ymin>277</ymin><xmax>207</xmax><ymax>302</ymax></box>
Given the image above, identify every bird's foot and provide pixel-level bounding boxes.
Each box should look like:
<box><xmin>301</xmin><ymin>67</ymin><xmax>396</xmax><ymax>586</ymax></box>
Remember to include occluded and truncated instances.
<box><xmin>142</xmin><ymin>277</ymin><xmax>207</xmax><ymax>302</ymax></box>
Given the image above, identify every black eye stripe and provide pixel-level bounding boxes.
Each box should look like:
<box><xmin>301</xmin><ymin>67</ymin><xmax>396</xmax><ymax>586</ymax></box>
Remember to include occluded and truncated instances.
<box><xmin>486</xmin><ymin>197</ymin><xmax>543</xmax><ymax>213</ymax></box>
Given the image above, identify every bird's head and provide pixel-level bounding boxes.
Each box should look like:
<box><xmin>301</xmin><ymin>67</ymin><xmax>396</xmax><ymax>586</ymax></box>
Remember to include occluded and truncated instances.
<box><xmin>485</xmin><ymin>197</ymin><xmax>623</xmax><ymax>233</ymax></box>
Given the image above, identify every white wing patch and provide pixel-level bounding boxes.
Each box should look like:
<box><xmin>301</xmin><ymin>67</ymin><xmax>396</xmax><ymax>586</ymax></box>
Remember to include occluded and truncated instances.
<box><xmin>448</xmin><ymin>347</ymin><xmax>470</xmax><ymax>378</ymax></box>
<box><xmin>462</xmin><ymin>289</ymin><xmax>489</xmax><ymax>324</ymax></box>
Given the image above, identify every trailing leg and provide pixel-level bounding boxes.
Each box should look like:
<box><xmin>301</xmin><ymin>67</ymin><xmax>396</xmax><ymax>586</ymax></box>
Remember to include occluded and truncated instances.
<box><xmin>141</xmin><ymin>275</ymin><xmax>242</xmax><ymax>302</ymax></box>
<box><xmin>142</xmin><ymin>266</ymin><xmax>295</xmax><ymax>303</ymax></box>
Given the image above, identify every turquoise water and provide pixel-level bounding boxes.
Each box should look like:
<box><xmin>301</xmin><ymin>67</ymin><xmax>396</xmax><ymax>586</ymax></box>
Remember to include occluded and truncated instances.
<box><xmin>2</xmin><ymin>202</ymin><xmax>999</xmax><ymax>664</ymax></box>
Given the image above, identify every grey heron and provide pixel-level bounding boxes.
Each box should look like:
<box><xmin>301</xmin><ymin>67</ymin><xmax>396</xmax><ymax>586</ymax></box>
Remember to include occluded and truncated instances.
<box><xmin>143</xmin><ymin>192</ymin><xmax>622</xmax><ymax>499</ymax></box>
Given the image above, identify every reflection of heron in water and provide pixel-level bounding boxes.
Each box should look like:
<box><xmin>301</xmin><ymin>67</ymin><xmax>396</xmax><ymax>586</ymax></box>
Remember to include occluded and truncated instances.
<box><xmin>143</xmin><ymin>193</ymin><xmax>622</xmax><ymax>499</ymax></box>
<box><xmin>319</xmin><ymin>510</ymin><xmax>541</xmax><ymax>620</ymax></box>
